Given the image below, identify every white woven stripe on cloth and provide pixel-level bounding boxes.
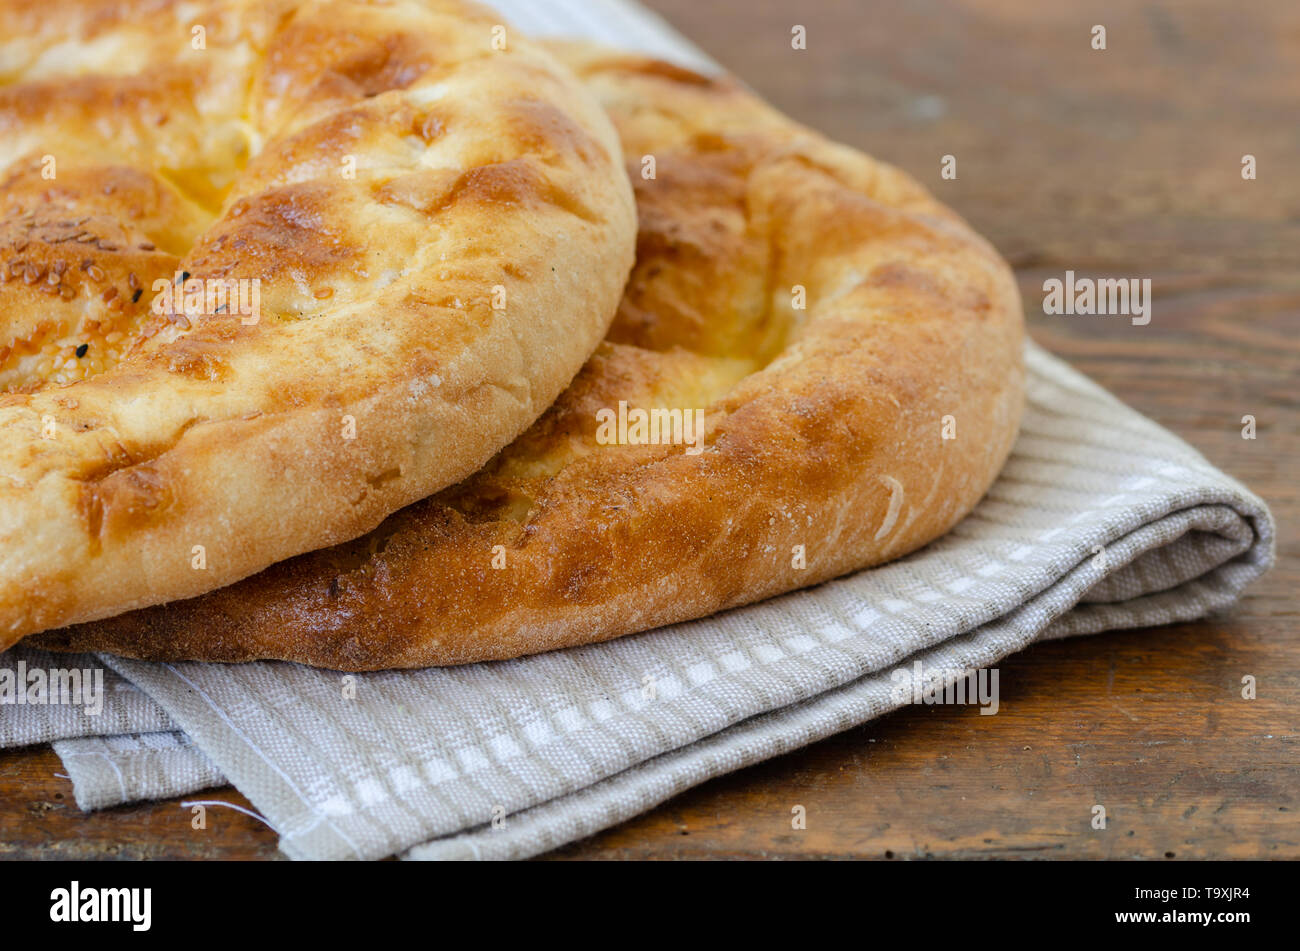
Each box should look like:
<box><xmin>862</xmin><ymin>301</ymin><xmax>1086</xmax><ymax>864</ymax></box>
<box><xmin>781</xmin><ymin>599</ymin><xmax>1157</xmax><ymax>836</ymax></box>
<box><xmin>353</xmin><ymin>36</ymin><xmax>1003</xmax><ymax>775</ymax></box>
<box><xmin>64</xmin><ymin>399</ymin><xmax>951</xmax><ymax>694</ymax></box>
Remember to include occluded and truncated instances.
<box><xmin>53</xmin><ymin>731</ymin><xmax>226</xmax><ymax>811</ymax></box>
<box><xmin>0</xmin><ymin>0</ymin><xmax>1275</xmax><ymax>860</ymax></box>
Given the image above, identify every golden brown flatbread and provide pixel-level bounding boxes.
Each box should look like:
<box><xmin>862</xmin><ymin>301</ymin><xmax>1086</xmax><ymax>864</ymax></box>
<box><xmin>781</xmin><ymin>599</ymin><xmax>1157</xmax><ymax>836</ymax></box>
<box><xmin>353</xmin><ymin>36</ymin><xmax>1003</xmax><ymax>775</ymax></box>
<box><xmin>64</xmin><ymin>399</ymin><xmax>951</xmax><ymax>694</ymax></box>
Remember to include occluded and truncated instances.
<box><xmin>32</xmin><ymin>43</ymin><xmax>1024</xmax><ymax>669</ymax></box>
<box><xmin>0</xmin><ymin>3</ymin><xmax>636</xmax><ymax>649</ymax></box>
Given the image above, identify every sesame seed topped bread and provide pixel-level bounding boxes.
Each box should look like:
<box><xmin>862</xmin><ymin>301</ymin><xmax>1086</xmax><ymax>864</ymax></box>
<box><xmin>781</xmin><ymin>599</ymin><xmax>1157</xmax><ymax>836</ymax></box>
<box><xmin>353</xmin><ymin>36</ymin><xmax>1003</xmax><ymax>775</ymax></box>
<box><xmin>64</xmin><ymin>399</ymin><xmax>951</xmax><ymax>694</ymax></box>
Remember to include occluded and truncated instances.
<box><xmin>0</xmin><ymin>3</ymin><xmax>636</xmax><ymax>649</ymax></box>
<box><xmin>33</xmin><ymin>43</ymin><xmax>1024</xmax><ymax>669</ymax></box>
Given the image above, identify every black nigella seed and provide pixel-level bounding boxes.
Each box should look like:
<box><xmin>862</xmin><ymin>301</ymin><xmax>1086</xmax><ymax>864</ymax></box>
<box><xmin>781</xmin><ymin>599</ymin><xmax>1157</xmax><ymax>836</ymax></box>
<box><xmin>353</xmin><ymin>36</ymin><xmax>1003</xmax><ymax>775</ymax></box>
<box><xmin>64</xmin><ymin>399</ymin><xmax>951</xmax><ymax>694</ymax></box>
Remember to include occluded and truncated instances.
<box><xmin>180</xmin><ymin>271</ymin><xmax>191</xmax><ymax>283</ymax></box>
<box><xmin>132</xmin><ymin>288</ymin><xmax>142</xmax><ymax>303</ymax></box>
<box><xmin>75</xmin><ymin>343</ymin><xmax>88</xmax><ymax>358</ymax></box>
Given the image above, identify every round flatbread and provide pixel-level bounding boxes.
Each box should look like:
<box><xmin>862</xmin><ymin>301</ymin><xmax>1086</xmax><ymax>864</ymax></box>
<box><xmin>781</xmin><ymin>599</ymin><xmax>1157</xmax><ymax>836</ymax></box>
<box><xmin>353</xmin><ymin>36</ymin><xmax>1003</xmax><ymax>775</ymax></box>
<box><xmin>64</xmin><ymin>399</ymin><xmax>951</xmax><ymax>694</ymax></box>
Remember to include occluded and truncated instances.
<box><xmin>0</xmin><ymin>4</ymin><xmax>636</xmax><ymax>648</ymax></box>
<box><xmin>33</xmin><ymin>43</ymin><xmax>1024</xmax><ymax>669</ymax></box>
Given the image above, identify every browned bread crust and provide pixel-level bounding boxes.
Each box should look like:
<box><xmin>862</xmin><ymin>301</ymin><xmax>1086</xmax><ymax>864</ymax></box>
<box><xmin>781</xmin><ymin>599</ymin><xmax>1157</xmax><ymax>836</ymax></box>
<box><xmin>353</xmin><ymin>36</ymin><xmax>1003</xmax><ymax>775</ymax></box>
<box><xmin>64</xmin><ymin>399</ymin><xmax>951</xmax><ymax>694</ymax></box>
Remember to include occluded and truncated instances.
<box><xmin>0</xmin><ymin>5</ymin><xmax>636</xmax><ymax>648</ymax></box>
<box><xmin>33</xmin><ymin>43</ymin><xmax>1024</xmax><ymax>669</ymax></box>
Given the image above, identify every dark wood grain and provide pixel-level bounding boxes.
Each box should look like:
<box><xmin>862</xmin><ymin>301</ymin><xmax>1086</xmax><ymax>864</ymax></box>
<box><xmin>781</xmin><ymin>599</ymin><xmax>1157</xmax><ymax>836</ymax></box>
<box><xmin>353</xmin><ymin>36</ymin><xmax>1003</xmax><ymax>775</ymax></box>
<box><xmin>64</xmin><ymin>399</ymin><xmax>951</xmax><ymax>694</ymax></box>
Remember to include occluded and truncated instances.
<box><xmin>1</xmin><ymin>0</ymin><xmax>1295</xmax><ymax>860</ymax></box>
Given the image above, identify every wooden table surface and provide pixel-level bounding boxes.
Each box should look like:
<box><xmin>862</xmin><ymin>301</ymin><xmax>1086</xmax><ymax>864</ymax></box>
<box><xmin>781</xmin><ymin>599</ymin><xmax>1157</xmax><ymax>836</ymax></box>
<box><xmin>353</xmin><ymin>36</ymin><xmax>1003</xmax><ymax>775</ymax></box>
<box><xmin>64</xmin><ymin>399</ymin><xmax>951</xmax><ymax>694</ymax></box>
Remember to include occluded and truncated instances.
<box><xmin>2</xmin><ymin>0</ymin><xmax>1296</xmax><ymax>860</ymax></box>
